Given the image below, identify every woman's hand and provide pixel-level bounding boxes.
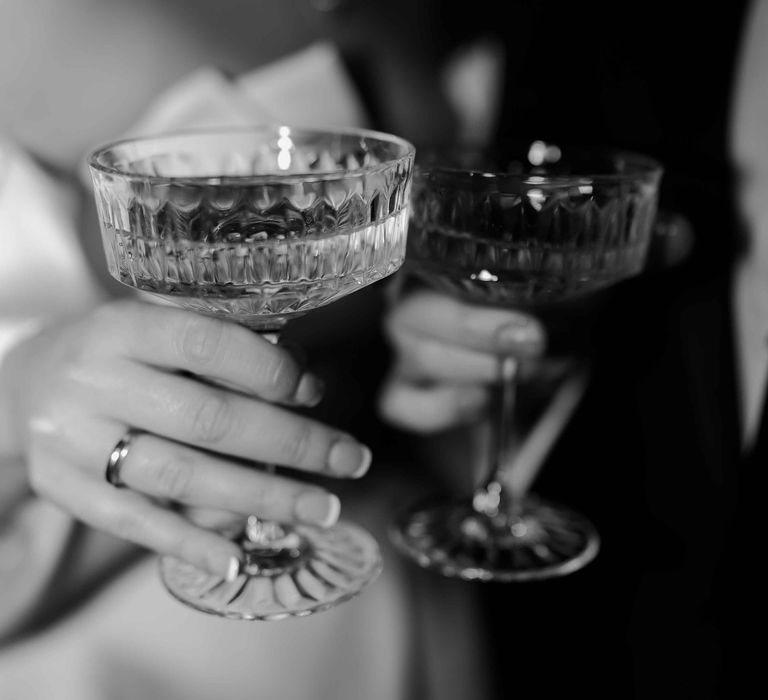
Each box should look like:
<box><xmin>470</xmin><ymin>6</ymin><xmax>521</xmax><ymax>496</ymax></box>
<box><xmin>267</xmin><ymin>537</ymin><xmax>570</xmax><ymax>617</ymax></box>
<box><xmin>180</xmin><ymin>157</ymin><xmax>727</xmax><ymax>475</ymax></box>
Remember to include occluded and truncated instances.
<box><xmin>378</xmin><ymin>288</ymin><xmax>546</xmax><ymax>433</ymax></box>
<box><xmin>1</xmin><ymin>299</ymin><xmax>371</xmax><ymax>580</ymax></box>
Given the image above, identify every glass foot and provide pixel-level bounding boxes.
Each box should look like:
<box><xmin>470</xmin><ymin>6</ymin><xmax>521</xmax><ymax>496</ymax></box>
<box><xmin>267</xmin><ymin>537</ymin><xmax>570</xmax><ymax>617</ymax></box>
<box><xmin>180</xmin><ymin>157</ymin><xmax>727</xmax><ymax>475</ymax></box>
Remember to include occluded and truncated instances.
<box><xmin>390</xmin><ymin>495</ymin><xmax>599</xmax><ymax>582</ymax></box>
<box><xmin>160</xmin><ymin>521</ymin><xmax>382</xmax><ymax>620</ymax></box>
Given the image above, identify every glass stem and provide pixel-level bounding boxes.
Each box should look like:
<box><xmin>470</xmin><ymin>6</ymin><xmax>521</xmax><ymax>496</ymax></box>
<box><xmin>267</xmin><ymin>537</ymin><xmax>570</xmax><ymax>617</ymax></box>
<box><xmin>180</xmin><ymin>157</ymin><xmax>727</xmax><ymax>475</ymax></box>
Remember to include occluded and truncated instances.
<box><xmin>472</xmin><ymin>354</ymin><xmax>520</xmax><ymax>518</ymax></box>
<box><xmin>242</xmin><ymin>329</ymin><xmax>291</xmax><ymax>549</ymax></box>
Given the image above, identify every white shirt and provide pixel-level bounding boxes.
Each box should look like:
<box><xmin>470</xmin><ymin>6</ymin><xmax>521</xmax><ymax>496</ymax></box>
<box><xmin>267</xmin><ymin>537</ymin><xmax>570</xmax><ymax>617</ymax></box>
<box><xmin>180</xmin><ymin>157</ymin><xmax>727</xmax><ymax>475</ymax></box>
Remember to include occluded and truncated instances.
<box><xmin>729</xmin><ymin>0</ymin><xmax>768</xmax><ymax>449</ymax></box>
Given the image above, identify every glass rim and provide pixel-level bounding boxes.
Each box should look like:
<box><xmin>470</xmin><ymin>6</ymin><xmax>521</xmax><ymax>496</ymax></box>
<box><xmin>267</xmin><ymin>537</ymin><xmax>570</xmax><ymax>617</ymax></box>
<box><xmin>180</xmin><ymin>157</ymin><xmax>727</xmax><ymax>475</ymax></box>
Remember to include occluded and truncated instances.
<box><xmin>414</xmin><ymin>143</ymin><xmax>663</xmax><ymax>186</ymax></box>
<box><xmin>87</xmin><ymin>124</ymin><xmax>416</xmax><ymax>185</ymax></box>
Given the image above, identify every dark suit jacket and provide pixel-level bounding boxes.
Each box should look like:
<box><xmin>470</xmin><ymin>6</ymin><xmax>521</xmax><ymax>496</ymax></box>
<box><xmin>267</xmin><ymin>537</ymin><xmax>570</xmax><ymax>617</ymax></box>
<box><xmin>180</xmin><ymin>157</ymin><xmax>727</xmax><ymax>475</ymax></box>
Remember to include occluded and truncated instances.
<box><xmin>478</xmin><ymin>264</ymin><xmax>749</xmax><ymax>699</ymax></box>
<box><xmin>473</xmin><ymin>3</ymin><xmax>757</xmax><ymax>696</ymax></box>
<box><xmin>296</xmin><ymin>4</ymin><xmax>757</xmax><ymax>696</ymax></box>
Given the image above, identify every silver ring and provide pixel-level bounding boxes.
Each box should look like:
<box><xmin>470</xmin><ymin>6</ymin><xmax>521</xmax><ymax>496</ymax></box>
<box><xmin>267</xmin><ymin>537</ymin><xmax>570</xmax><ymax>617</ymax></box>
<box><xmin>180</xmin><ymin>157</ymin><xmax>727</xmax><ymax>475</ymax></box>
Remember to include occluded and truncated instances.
<box><xmin>105</xmin><ymin>430</ymin><xmax>140</xmax><ymax>488</ymax></box>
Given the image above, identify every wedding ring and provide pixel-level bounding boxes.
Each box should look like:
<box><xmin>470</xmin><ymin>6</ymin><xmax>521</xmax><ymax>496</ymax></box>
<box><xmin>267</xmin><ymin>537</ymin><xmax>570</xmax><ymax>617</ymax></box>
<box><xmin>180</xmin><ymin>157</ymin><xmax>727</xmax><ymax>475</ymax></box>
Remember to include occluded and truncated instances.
<box><xmin>105</xmin><ymin>430</ymin><xmax>140</xmax><ymax>488</ymax></box>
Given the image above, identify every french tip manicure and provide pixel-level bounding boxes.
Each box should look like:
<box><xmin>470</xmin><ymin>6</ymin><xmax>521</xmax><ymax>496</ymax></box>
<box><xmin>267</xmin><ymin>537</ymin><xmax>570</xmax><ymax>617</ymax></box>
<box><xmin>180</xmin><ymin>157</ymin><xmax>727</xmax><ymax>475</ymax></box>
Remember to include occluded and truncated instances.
<box><xmin>295</xmin><ymin>492</ymin><xmax>341</xmax><ymax>528</ymax></box>
<box><xmin>295</xmin><ymin>373</ymin><xmax>325</xmax><ymax>406</ymax></box>
<box><xmin>225</xmin><ymin>555</ymin><xmax>241</xmax><ymax>582</ymax></box>
<box><xmin>328</xmin><ymin>438</ymin><xmax>372</xmax><ymax>478</ymax></box>
<box><xmin>324</xmin><ymin>494</ymin><xmax>341</xmax><ymax>527</ymax></box>
<box><xmin>351</xmin><ymin>445</ymin><xmax>372</xmax><ymax>478</ymax></box>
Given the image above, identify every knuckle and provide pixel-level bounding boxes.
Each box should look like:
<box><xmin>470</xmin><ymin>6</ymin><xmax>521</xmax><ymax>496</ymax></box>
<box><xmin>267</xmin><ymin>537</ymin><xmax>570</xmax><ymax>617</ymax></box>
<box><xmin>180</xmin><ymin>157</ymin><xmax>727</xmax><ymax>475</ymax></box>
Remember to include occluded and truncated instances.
<box><xmin>78</xmin><ymin>301</ymin><xmax>137</xmax><ymax>358</ymax></box>
<box><xmin>278</xmin><ymin>423</ymin><xmax>313</xmax><ymax>467</ymax></box>
<box><xmin>26</xmin><ymin>438</ymin><xmax>66</xmax><ymax>499</ymax></box>
<box><xmin>259</xmin><ymin>352</ymin><xmax>298</xmax><ymax>398</ymax></box>
<box><xmin>377</xmin><ymin>385</ymin><xmax>401</xmax><ymax>427</ymax></box>
<box><xmin>88</xmin><ymin>299</ymin><xmax>131</xmax><ymax>336</ymax></box>
<box><xmin>154</xmin><ymin>455</ymin><xmax>195</xmax><ymax>500</ymax></box>
<box><xmin>382</xmin><ymin>324</ymin><xmax>407</xmax><ymax>360</ymax></box>
<box><xmin>399</xmin><ymin>337</ymin><xmax>431</xmax><ymax>378</ymax></box>
<box><xmin>175</xmin><ymin>534</ymin><xmax>200</xmax><ymax>568</ymax></box>
<box><xmin>377</xmin><ymin>385</ymin><xmax>422</xmax><ymax>432</ymax></box>
<box><xmin>454</xmin><ymin>308</ymin><xmax>479</xmax><ymax>340</ymax></box>
<box><xmin>110</xmin><ymin>507</ymin><xmax>145</xmax><ymax>542</ymax></box>
<box><xmin>75</xmin><ymin>322</ymin><xmax>103</xmax><ymax>355</ymax></box>
<box><xmin>87</xmin><ymin>302</ymin><xmax>117</xmax><ymax>330</ymax></box>
<box><xmin>381</xmin><ymin>308</ymin><xmax>398</xmax><ymax>340</ymax></box>
<box><xmin>26</xmin><ymin>458</ymin><xmax>48</xmax><ymax>497</ymax></box>
<box><xmin>382</xmin><ymin>305</ymin><xmax>410</xmax><ymax>345</ymax></box>
<box><xmin>248</xmin><ymin>482</ymin><xmax>279</xmax><ymax>513</ymax></box>
<box><xmin>188</xmin><ymin>392</ymin><xmax>233</xmax><ymax>443</ymax></box>
<box><xmin>176</xmin><ymin>533</ymin><xmax>219</xmax><ymax>575</ymax></box>
<box><xmin>175</xmin><ymin>316</ymin><xmax>227</xmax><ymax>367</ymax></box>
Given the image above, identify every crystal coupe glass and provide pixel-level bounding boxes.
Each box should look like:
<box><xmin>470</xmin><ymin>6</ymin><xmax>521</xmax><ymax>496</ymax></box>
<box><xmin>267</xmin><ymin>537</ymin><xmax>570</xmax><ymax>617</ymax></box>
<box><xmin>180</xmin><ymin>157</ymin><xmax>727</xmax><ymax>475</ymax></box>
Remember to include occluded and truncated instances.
<box><xmin>390</xmin><ymin>143</ymin><xmax>662</xmax><ymax>582</ymax></box>
<box><xmin>89</xmin><ymin>126</ymin><xmax>414</xmax><ymax>618</ymax></box>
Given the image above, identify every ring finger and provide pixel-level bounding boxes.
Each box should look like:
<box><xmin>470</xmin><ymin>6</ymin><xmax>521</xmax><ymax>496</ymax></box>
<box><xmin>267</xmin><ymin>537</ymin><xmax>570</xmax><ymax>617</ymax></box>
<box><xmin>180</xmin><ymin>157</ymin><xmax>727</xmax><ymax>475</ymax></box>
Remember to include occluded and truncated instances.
<box><xmin>109</xmin><ymin>430</ymin><xmax>341</xmax><ymax>528</ymax></box>
<box><xmin>45</xmin><ymin>416</ymin><xmax>342</xmax><ymax>529</ymax></box>
<box><xmin>29</xmin><ymin>440</ymin><xmax>244</xmax><ymax>580</ymax></box>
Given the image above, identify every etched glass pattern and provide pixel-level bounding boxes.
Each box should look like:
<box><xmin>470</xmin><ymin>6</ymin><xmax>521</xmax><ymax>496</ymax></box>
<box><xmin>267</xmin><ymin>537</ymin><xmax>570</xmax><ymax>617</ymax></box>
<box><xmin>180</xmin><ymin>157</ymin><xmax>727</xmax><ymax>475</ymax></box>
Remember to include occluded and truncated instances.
<box><xmin>406</xmin><ymin>150</ymin><xmax>660</xmax><ymax>308</ymax></box>
<box><xmin>161</xmin><ymin>522</ymin><xmax>381</xmax><ymax>620</ymax></box>
<box><xmin>91</xmin><ymin>127</ymin><xmax>413</xmax><ymax>329</ymax></box>
<box><xmin>89</xmin><ymin>126</ymin><xmax>414</xmax><ymax>619</ymax></box>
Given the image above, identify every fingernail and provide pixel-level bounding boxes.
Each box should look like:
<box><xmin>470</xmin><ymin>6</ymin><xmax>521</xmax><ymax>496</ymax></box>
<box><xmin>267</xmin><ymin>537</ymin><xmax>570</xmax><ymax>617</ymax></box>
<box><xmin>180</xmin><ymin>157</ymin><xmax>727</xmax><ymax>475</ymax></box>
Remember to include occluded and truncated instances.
<box><xmin>294</xmin><ymin>373</ymin><xmax>324</xmax><ymax>407</ymax></box>
<box><xmin>295</xmin><ymin>492</ymin><xmax>341</xmax><ymax>527</ymax></box>
<box><xmin>327</xmin><ymin>438</ymin><xmax>371</xmax><ymax>477</ymax></box>
<box><xmin>224</xmin><ymin>555</ymin><xmax>242</xmax><ymax>582</ymax></box>
<box><xmin>495</xmin><ymin>319</ymin><xmax>544</xmax><ymax>353</ymax></box>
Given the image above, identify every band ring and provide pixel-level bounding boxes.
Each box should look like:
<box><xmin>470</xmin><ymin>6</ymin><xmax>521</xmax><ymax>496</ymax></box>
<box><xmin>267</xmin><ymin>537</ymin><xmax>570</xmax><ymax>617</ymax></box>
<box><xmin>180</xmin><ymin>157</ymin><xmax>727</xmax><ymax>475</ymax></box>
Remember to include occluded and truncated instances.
<box><xmin>105</xmin><ymin>430</ymin><xmax>140</xmax><ymax>488</ymax></box>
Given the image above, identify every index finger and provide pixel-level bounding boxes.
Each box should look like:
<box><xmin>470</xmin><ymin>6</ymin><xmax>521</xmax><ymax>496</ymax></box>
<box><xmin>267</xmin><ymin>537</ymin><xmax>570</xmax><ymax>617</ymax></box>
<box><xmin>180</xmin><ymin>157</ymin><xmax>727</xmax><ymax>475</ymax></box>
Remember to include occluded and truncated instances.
<box><xmin>101</xmin><ymin>302</ymin><xmax>323</xmax><ymax>406</ymax></box>
<box><xmin>385</xmin><ymin>290</ymin><xmax>546</xmax><ymax>356</ymax></box>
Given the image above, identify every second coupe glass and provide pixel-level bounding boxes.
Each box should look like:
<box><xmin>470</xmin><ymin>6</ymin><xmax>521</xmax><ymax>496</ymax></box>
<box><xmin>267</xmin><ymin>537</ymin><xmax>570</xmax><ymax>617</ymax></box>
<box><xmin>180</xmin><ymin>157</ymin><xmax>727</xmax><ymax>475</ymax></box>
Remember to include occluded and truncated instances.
<box><xmin>390</xmin><ymin>143</ymin><xmax>662</xmax><ymax>582</ymax></box>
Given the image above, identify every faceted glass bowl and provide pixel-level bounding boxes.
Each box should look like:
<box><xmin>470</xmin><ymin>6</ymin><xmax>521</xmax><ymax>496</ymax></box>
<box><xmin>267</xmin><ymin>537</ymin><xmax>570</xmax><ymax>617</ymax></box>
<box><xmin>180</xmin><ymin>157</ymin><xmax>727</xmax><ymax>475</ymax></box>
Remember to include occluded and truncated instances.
<box><xmin>406</xmin><ymin>144</ymin><xmax>662</xmax><ymax>309</ymax></box>
<box><xmin>89</xmin><ymin>125</ymin><xmax>415</xmax><ymax>329</ymax></box>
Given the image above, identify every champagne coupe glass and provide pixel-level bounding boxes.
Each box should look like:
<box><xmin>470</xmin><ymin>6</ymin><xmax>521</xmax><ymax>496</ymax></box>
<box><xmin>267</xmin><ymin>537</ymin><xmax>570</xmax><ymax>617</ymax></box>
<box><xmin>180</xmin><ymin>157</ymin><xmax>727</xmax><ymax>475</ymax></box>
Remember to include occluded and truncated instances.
<box><xmin>390</xmin><ymin>142</ymin><xmax>662</xmax><ymax>582</ymax></box>
<box><xmin>88</xmin><ymin>125</ymin><xmax>415</xmax><ymax>618</ymax></box>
